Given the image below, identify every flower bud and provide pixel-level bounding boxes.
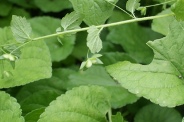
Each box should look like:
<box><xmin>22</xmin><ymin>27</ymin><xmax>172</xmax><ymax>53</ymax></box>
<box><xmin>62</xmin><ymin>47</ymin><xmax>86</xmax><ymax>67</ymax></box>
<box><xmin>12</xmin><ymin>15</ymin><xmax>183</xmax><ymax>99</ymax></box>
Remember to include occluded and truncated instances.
<box><xmin>86</xmin><ymin>60</ymin><xmax>92</xmax><ymax>68</ymax></box>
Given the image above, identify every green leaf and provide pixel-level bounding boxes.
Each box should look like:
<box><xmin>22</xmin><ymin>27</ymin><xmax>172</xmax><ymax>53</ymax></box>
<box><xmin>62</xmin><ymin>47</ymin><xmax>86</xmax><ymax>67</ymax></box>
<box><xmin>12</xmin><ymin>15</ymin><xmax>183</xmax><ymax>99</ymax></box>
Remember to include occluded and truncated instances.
<box><xmin>134</xmin><ymin>104</ymin><xmax>182</xmax><ymax>122</ymax></box>
<box><xmin>15</xmin><ymin>72</ymin><xmax>67</xmax><ymax>114</ymax></box>
<box><xmin>172</xmin><ymin>0</ymin><xmax>184</xmax><ymax>21</ymax></box>
<box><xmin>25</xmin><ymin>108</ymin><xmax>45</xmax><ymax>122</ymax></box>
<box><xmin>11</xmin><ymin>15</ymin><xmax>32</xmax><ymax>43</ymax></box>
<box><xmin>16</xmin><ymin>78</ymin><xmax>64</xmax><ymax>102</ymax></box>
<box><xmin>101</xmin><ymin>52</ymin><xmax>136</xmax><ymax>66</ymax></box>
<box><xmin>15</xmin><ymin>68</ymin><xmax>74</xmax><ymax>114</ymax></box>
<box><xmin>87</xmin><ymin>26</ymin><xmax>102</xmax><ymax>53</ymax></box>
<box><xmin>51</xmin><ymin>68</ymin><xmax>76</xmax><ymax>90</ymax></box>
<box><xmin>0</xmin><ymin>27</ymin><xmax>52</xmax><ymax>88</ymax></box>
<box><xmin>0</xmin><ymin>91</ymin><xmax>24</xmax><ymax>122</ymax></box>
<box><xmin>29</xmin><ymin>16</ymin><xmax>75</xmax><ymax>62</ymax></box>
<box><xmin>60</xmin><ymin>11</ymin><xmax>83</xmax><ymax>31</ymax></box>
<box><xmin>107</xmin><ymin>11</ymin><xmax>161</xmax><ymax>64</ymax></box>
<box><xmin>20</xmin><ymin>90</ymin><xmax>61</xmax><ymax>114</ymax></box>
<box><xmin>137</xmin><ymin>7</ymin><xmax>147</xmax><ymax>16</ymax></box>
<box><xmin>68</xmin><ymin>66</ymin><xmax>139</xmax><ymax>108</ymax></box>
<box><xmin>126</xmin><ymin>0</ymin><xmax>140</xmax><ymax>18</ymax></box>
<box><xmin>8</xmin><ymin>0</ymin><xmax>36</xmax><ymax>8</ymax></box>
<box><xmin>0</xmin><ymin>0</ymin><xmax>12</xmax><ymax>16</ymax></box>
<box><xmin>69</xmin><ymin>0</ymin><xmax>118</xmax><ymax>25</ymax></box>
<box><xmin>34</xmin><ymin>0</ymin><xmax>72</xmax><ymax>12</ymax></box>
<box><xmin>152</xmin><ymin>9</ymin><xmax>175</xmax><ymax>35</ymax></box>
<box><xmin>0</xmin><ymin>7</ymin><xmax>30</xmax><ymax>27</ymax></box>
<box><xmin>38</xmin><ymin>85</ymin><xmax>111</xmax><ymax>122</ymax></box>
<box><xmin>112</xmin><ymin>112</ymin><xmax>126</xmax><ymax>122</ymax></box>
<box><xmin>106</xmin><ymin>20</ymin><xmax>184</xmax><ymax>107</ymax></box>
<box><xmin>72</xmin><ymin>31</ymin><xmax>88</xmax><ymax>59</ymax></box>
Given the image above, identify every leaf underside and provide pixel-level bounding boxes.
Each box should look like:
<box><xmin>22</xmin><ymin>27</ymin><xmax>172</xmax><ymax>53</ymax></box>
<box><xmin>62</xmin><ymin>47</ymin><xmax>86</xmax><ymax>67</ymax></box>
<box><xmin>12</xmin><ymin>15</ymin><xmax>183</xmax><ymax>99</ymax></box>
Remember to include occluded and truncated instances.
<box><xmin>87</xmin><ymin>26</ymin><xmax>102</xmax><ymax>53</ymax></box>
<box><xmin>11</xmin><ymin>15</ymin><xmax>32</xmax><ymax>43</ymax></box>
<box><xmin>126</xmin><ymin>0</ymin><xmax>140</xmax><ymax>17</ymax></box>
<box><xmin>61</xmin><ymin>11</ymin><xmax>83</xmax><ymax>31</ymax></box>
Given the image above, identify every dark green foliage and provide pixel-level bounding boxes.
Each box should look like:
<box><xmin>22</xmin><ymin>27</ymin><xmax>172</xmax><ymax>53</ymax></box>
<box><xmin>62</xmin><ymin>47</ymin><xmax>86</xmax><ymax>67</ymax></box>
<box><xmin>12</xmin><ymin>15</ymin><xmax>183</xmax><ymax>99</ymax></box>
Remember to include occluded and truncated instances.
<box><xmin>0</xmin><ymin>0</ymin><xmax>183</xmax><ymax>122</ymax></box>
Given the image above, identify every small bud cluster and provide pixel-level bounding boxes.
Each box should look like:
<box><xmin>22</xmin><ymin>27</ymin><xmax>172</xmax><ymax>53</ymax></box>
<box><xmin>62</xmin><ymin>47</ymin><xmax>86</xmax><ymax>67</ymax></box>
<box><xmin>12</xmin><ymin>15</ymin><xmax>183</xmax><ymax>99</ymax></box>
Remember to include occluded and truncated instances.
<box><xmin>80</xmin><ymin>54</ymin><xmax>103</xmax><ymax>70</ymax></box>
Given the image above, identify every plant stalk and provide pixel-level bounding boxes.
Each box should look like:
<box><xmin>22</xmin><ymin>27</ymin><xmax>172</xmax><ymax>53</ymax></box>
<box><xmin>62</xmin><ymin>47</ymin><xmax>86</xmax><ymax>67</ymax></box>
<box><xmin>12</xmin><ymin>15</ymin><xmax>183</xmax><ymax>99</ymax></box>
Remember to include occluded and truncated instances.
<box><xmin>108</xmin><ymin>109</ymin><xmax>112</xmax><ymax>122</ymax></box>
<box><xmin>32</xmin><ymin>13</ymin><xmax>174</xmax><ymax>41</ymax></box>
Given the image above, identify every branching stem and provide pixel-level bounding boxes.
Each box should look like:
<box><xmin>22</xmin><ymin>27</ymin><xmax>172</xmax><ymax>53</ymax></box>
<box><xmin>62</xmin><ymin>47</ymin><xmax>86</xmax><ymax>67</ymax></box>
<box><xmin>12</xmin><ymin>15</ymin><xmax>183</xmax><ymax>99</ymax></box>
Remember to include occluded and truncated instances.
<box><xmin>105</xmin><ymin>0</ymin><xmax>134</xmax><ymax>18</ymax></box>
<box><xmin>10</xmin><ymin>41</ymin><xmax>31</xmax><ymax>54</ymax></box>
<box><xmin>142</xmin><ymin>0</ymin><xmax>175</xmax><ymax>8</ymax></box>
<box><xmin>0</xmin><ymin>42</ymin><xmax>19</xmax><ymax>47</ymax></box>
<box><xmin>32</xmin><ymin>13</ymin><xmax>174</xmax><ymax>41</ymax></box>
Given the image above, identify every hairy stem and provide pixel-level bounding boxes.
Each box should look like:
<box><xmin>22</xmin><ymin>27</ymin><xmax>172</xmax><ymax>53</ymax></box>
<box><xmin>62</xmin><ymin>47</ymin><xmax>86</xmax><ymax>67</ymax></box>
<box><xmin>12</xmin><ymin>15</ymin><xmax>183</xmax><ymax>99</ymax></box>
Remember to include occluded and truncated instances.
<box><xmin>32</xmin><ymin>13</ymin><xmax>174</xmax><ymax>41</ymax></box>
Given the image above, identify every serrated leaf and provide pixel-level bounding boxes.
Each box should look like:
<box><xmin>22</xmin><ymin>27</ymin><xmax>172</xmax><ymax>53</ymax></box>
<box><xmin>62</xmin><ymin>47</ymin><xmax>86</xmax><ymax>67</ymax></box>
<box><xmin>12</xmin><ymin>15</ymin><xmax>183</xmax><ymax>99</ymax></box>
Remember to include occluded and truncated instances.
<box><xmin>172</xmin><ymin>0</ymin><xmax>184</xmax><ymax>21</ymax></box>
<box><xmin>134</xmin><ymin>104</ymin><xmax>182</xmax><ymax>122</ymax></box>
<box><xmin>16</xmin><ymin>77</ymin><xmax>64</xmax><ymax>102</ymax></box>
<box><xmin>0</xmin><ymin>27</ymin><xmax>51</xmax><ymax>88</ymax></box>
<box><xmin>61</xmin><ymin>11</ymin><xmax>83</xmax><ymax>31</ymax></box>
<box><xmin>20</xmin><ymin>90</ymin><xmax>61</xmax><ymax>115</ymax></box>
<box><xmin>38</xmin><ymin>85</ymin><xmax>111</xmax><ymax>122</ymax></box>
<box><xmin>69</xmin><ymin>0</ymin><xmax>118</xmax><ymax>25</ymax></box>
<box><xmin>15</xmin><ymin>68</ymin><xmax>74</xmax><ymax>114</ymax></box>
<box><xmin>87</xmin><ymin>26</ymin><xmax>102</xmax><ymax>53</ymax></box>
<box><xmin>107</xmin><ymin>11</ymin><xmax>161</xmax><ymax>64</ymax></box>
<box><xmin>106</xmin><ymin>20</ymin><xmax>184</xmax><ymax>107</ymax></box>
<box><xmin>126</xmin><ymin>0</ymin><xmax>140</xmax><ymax>18</ymax></box>
<box><xmin>29</xmin><ymin>17</ymin><xmax>75</xmax><ymax>62</ymax></box>
<box><xmin>67</xmin><ymin>66</ymin><xmax>139</xmax><ymax>108</ymax></box>
<box><xmin>11</xmin><ymin>15</ymin><xmax>32</xmax><ymax>43</ymax></box>
<box><xmin>112</xmin><ymin>112</ymin><xmax>126</xmax><ymax>122</ymax></box>
<box><xmin>34</xmin><ymin>0</ymin><xmax>72</xmax><ymax>12</ymax></box>
<box><xmin>152</xmin><ymin>9</ymin><xmax>175</xmax><ymax>35</ymax></box>
<box><xmin>25</xmin><ymin>108</ymin><xmax>45</xmax><ymax>122</ymax></box>
<box><xmin>16</xmin><ymin>72</ymin><xmax>67</xmax><ymax>114</ymax></box>
<box><xmin>0</xmin><ymin>91</ymin><xmax>24</xmax><ymax>122</ymax></box>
